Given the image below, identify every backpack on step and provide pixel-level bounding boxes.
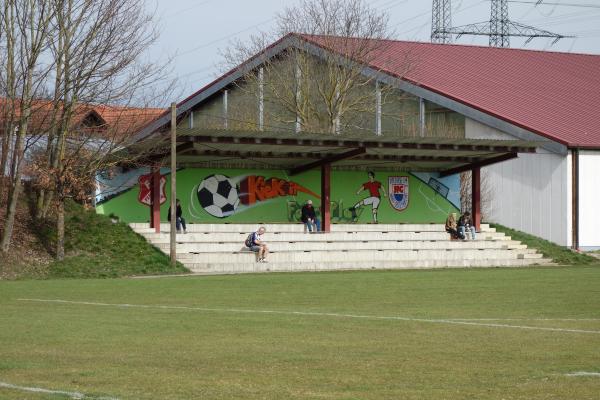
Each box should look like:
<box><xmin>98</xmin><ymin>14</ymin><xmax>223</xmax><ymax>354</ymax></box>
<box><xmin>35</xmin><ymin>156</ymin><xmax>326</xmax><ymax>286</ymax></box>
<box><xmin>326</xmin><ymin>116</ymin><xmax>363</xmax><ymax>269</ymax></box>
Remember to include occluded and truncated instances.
<box><xmin>244</xmin><ymin>233</ymin><xmax>254</xmax><ymax>248</ymax></box>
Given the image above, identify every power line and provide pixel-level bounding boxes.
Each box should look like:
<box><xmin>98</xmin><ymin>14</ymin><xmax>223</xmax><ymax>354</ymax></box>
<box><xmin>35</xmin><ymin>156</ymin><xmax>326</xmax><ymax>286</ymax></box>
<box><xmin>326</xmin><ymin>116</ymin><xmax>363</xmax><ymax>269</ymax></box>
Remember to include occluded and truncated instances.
<box><xmin>177</xmin><ymin>18</ymin><xmax>274</xmax><ymax>57</ymax></box>
<box><xmin>393</xmin><ymin>0</ymin><xmax>485</xmax><ymax>29</ymax></box>
<box><xmin>161</xmin><ymin>0</ymin><xmax>217</xmax><ymax>20</ymax></box>
<box><xmin>178</xmin><ymin>65</ymin><xmax>219</xmax><ymax>79</ymax></box>
<box><xmin>509</xmin><ymin>1</ymin><xmax>600</xmax><ymax>8</ymax></box>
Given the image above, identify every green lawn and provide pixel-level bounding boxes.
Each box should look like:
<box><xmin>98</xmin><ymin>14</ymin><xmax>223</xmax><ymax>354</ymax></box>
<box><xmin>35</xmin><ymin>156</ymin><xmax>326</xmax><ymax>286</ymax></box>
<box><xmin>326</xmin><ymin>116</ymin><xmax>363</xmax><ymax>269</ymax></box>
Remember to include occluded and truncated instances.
<box><xmin>36</xmin><ymin>200</ymin><xmax>187</xmax><ymax>279</ymax></box>
<box><xmin>490</xmin><ymin>223</ymin><xmax>598</xmax><ymax>266</ymax></box>
<box><xmin>1</xmin><ymin>267</ymin><xmax>599</xmax><ymax>399</ymax></box>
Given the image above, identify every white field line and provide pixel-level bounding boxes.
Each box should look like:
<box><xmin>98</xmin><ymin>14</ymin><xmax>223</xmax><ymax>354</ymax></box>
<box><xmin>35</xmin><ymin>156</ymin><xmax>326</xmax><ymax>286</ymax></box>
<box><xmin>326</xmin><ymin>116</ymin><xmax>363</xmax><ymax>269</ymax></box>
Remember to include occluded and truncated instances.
<box><xmin>0</xmin><ymin>381</ymin><xmax>118</xmax><ymax>400</ymax></box>
<box><xmin>17</xmin><ymin>298</ymin><xmax>600</xmax><ymax>335</ymax></box>
<box><xmin>564</xmin><ymin>372</ymin><xmax>600</xmax><ymax>377</ymax></box>
<box><xmin>447</xmin><ymin>318</ymin><xmax>600</xmax><ymax>322</ymax></box>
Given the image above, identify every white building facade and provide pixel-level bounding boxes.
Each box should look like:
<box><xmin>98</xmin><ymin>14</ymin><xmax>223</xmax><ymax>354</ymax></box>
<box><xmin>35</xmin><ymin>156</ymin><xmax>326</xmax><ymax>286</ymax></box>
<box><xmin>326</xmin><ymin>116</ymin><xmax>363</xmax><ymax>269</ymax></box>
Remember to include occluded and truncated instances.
<box><xmin>466</xmin><ymin>119</ymin><xmax>599</xmax><ymax>250</ymax></box>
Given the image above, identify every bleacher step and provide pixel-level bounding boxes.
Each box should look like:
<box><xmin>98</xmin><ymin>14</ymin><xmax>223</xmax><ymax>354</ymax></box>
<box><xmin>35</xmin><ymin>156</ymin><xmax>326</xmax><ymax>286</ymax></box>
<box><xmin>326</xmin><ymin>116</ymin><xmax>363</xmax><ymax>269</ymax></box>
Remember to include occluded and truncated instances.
<box><xmin>175</xmin><ymin>248</ymin><xmax>536</xmax><ymax>264</ymax></box>
<box><xmin>185</xmin><ymin>258</ymin><xmax>552</xmax><ymax>274</ymax></box>
<box><xmin>127</xmin><ymin>223</ymin><xmax>549</xmax><ymax>275</ymax></box>
<box><xmin>153</xmin><ymin>240</ymin><xmax>527</xmax><ymax>253</ymax></box>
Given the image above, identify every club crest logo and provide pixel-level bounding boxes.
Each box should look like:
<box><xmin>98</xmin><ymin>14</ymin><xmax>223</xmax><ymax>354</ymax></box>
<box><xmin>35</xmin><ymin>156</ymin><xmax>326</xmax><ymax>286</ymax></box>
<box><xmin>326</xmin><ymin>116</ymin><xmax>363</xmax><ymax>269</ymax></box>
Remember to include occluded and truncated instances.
<box><xmin>388</xmin><ymin>176</ymin><xmax>409</xmax><ymax>211</ymax></box>
<box><xmin>138</xmin><ymin>173</ymin><xmax>167</xmax><ymax>206</ymax></box>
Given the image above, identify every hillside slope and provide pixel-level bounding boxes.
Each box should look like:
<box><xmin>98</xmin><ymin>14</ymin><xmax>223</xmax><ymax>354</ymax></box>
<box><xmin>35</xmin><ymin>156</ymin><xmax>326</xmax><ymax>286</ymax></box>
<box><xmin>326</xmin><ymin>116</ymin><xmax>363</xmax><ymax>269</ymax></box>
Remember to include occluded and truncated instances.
<box><xmin>0</xmin><ymin>185</ymin><xmax>187</xmax><ymax>279</ymax></box>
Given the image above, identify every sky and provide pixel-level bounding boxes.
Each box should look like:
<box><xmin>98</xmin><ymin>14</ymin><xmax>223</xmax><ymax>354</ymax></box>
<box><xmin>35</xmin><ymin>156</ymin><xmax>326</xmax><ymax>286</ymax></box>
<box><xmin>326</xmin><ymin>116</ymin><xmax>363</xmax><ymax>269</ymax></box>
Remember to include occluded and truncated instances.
<box><xmin>147</xmin><ymin>0</ymin><xmax>600</xmax><ymax>99</ymax></box>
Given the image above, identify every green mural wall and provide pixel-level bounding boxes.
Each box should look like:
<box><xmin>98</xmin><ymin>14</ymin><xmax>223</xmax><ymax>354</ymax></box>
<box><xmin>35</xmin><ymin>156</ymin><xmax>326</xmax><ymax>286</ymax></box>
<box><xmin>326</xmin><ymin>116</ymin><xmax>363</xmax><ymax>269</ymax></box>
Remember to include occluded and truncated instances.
<box><xmin>96</xmin><ymin>168</ymin><xmax>459</xmax><ymax>224</ymax></box>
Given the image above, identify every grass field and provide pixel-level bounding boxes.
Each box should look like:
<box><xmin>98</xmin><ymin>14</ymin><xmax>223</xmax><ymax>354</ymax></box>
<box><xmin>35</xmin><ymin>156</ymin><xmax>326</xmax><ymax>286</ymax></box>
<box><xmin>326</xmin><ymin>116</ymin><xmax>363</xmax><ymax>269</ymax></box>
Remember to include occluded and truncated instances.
<box><xmin>1</xmin><ymin>267</ymin><xmax>599</xmax><ymax>399</ymax></box>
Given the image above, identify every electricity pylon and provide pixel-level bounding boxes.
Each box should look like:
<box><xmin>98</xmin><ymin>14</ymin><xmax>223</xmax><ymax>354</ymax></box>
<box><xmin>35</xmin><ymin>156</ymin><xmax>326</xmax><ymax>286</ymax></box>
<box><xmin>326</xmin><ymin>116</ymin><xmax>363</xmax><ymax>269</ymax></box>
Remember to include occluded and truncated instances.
<box><xmin>431</xmin><ymin>0</ymin><xmax>452</xmax><ymax>44</ymax></box>
<box><xmin>433</xmin><ymin>0</ymin><xmax>570</xmax><ymax>48</ymax></box>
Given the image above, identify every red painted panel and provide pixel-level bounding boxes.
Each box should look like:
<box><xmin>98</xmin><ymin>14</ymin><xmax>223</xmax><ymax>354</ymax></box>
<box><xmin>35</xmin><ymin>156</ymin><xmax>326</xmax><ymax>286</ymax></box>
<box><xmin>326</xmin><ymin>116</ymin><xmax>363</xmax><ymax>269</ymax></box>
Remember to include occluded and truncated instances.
<box><xmin>472</xmin><ymin>167</ymin><xmax>481</xmax><ymax>232</ymax></box>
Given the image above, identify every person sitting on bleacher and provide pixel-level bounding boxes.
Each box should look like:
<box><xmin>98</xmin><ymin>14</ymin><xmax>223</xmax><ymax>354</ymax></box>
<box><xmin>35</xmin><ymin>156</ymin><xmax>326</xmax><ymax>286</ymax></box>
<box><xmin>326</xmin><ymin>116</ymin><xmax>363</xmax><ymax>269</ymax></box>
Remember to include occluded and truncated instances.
<box><xmin>445</xmin><ymin>212</ymin><xmax>464</xmax><ymax>240</ymax></box>
<box><xmin>300</xmin><ymin>200</ymin><xmax>320</xmax><ymax>233</ymax></box>
<box><xmin>246</xmin><ymin>226</ymin><xmax>269</xmax><ymax>263</ymax></box>
<box><xmin>458</xmin><ymin>211</ymin><xmax>476</xmax><ymax>240</ymax></box>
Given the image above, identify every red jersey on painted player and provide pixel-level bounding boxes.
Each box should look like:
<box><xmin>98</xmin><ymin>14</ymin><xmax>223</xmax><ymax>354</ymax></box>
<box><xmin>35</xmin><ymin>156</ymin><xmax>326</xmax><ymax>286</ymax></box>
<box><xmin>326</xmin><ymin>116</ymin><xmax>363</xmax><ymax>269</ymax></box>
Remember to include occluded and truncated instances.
<box><xmin>349</xmin><ymin>171</ymin><xmax>387</xmax><ymax>223</ymax></box>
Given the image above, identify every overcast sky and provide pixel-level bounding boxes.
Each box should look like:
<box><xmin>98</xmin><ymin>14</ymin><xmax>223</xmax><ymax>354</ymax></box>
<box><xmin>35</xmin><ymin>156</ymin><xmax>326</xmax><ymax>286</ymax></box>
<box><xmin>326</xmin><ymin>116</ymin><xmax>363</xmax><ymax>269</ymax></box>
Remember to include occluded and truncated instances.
<box><xmin>148</xmin><ymin>0</ymin><xmax>600</xmax><ymax>98</ymax></box>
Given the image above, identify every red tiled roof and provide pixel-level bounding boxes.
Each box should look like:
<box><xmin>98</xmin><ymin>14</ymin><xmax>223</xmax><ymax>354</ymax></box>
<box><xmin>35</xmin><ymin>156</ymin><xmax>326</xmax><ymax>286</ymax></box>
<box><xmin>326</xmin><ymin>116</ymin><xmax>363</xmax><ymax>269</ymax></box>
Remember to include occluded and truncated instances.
<box><xmin>92</xmin><ymin>104</ymin><xmax>165</xmax><ymax>138</ymax></box>
<box><xmin>0</xmin><ymin>98</ymin><xmax>163</xmax><ymax>138</ymax></box>
<box><xmin>300</xmin><ymin>34</ymin><xmax>600</xmax><ymax>148</ymax></box>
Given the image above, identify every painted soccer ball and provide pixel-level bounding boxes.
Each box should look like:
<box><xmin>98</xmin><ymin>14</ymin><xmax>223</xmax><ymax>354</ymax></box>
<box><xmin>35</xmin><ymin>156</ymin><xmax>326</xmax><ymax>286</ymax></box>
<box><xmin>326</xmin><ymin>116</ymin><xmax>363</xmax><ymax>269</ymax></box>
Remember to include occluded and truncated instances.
<box><xmin>197</xmin><ymin>174</ymin><xmax>240</xmax><ymax>218</ymax></box>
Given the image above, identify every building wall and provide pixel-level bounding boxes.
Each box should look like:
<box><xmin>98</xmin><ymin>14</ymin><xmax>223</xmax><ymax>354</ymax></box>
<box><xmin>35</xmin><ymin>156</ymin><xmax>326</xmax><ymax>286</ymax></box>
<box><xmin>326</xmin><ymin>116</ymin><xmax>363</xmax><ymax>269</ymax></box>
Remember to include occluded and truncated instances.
<box><xmin>578</xmin><ymin>150</ymin><xmax>600</xmax><ymax>250</ymax></box>
<box><xmin>465</xmin><ymin>118</ymin><xmax>571</xmax><ymax>246</ymax></box>
<box><xmin>177</xmin><ymin>59</ymin><xmax>466</xmax><ymax>140</ymax></box>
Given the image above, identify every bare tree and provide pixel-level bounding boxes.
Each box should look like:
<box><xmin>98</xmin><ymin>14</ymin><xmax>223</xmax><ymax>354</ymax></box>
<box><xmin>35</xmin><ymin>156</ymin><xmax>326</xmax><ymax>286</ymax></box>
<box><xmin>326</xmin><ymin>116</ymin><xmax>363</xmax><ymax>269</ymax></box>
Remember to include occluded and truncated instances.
<box><xmin>1</xmin><ymin>0</ymin><xmax>173</xmax><ymax>259</ymax></box>
<box><xmin>460</xmin><ymin>171</ymin><xmax>494</xmax><ymax>220</ymax></box>
<box><xmin>0</xmin><ymin>0</ymin><xmax>55</xmax><ymax>254</ymax></box>
<box><xmin>38</xmin><ymin>0</ymin><xmax>172</xmax><ymax>260</ymax></box>
<box><xmin>222</xmin><ymin>0</ymin><xmax>405</xmax><ymax>135</ymax></box>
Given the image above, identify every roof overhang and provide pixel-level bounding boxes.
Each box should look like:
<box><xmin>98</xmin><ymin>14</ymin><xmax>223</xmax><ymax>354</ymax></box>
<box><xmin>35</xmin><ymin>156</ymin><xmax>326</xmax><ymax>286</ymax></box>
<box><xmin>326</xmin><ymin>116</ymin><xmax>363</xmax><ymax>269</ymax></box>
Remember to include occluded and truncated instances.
<box><xmin>134</xmin><ymin>128</ymin><xmax>538</xmax><ymax>175</ymax></box>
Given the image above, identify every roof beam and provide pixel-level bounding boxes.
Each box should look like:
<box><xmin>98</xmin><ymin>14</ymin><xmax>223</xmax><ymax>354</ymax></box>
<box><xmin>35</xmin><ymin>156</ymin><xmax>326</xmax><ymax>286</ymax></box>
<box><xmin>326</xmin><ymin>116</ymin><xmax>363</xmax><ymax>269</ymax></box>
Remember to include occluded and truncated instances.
<box><xmin>185</xmin><ymin>149</ymin><xmax>324</xmax><ymax>160</ymax></box>
<box><xmin>142</xmin><ymin>142</ymin><xmax>195</xmax><ymax>163</ymax></box>
<box><xmin>171</xmin><ymin>149</ymin><xmax>483</xmax><ymax>167</ymax></box>
<box><xmin>358</xmin><ymin>154</ymin><xmax>477</xmax><ymax>163</ymax></box>
<box><xmin>178</xmin><ymin>134</ymin><xmax>537</xmax><ymax>154</ymax></box>
<box><xmin>289</xmin><ymin>148</ymin><xmax>366</xmax><ymax>176</ymax></box>
<box><xmin>439</xmin><ymin>152</ymin><xmax>518</xmax><ymax>177</ymax></box>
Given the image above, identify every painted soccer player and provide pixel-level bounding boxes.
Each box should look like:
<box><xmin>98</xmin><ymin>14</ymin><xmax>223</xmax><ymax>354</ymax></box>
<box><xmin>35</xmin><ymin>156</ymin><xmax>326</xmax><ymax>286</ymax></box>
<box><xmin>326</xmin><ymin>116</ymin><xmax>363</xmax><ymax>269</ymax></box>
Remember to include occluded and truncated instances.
<box><xmin>349</xmin><ymin>171</ymin><xmax>387</xmax><ymax>223</ymax></box>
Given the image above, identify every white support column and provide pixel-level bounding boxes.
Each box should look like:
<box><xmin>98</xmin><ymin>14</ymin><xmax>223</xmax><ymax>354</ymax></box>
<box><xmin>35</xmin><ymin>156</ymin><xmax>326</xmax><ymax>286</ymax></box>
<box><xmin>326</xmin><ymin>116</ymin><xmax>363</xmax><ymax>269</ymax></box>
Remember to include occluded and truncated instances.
<box><xmin>258</xmin><ymin>67</ymin><xmax>264</xmax><ymax>131</ymax></box>
<box><xmin>334</xmin><ymin>92</ymin><xmax>341</xmax><ymax>135</ymax></box>
<box><xmin>376</xmin><ymin>81</ymin><xmax>382</xmax><ymax>136</ymax></box>
<box><xmin>189</xmin><ymin>111</ymin><xmax>194</xmax><ymax>129</ymax></box>
<box><xmin>419</xmin><ymin>97</ymin><xmax>426</xmax><ymax>137</ymax></box>
<box><xmin>223</xmin><ymin>90</ymin><xmax>228</xmax><ymax>129</ymax></box>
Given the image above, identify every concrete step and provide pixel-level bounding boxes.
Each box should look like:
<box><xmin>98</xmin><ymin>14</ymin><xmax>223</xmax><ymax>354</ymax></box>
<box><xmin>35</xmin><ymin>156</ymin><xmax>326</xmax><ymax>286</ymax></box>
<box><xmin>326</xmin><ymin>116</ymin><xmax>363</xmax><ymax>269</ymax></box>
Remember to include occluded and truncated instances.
<box><xmin>522</xmin><ymin>252</ymin><xmax>544</xmax><ymax>259</ymax></box>
<box><xmin>175</xmin><ymin>248</ymin><xmax>534</xmax><ymax>264</ymax></box>
<box><xmin>130</xmin><ymin>223</ymin><xmax>495</xmax><ymax>234</ymax></box>
<box><xmin>330</xmin><ymin>223</ymin><xmax>493</xmax><ymax>232</ymax></box>
<box><xmin>136</xmin><ymin>231</ymin><xmax>508</xmax><ymax>243</ymax></box>
<box><xmin>154</xmin><ymin>240</ymin><xmax>527</xmax><ymax>253</ymax></box>
<box><xmin>184</xmin><ymin>258</ymin><xmax>553</xmax><ymax>274</ymax></box>
<box><xmin>129</xmin><ymin>222</ymin><xmax>551</xmax><ymax>275</ymax></box>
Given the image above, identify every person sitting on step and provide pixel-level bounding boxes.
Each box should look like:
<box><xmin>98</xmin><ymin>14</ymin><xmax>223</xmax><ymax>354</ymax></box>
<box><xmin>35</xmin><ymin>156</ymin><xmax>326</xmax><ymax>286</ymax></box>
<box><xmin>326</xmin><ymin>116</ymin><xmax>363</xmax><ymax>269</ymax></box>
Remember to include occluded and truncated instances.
<box><xmin>168</xmin><ymin>198</ymin><xmax>187</xmax><ymax>234</ymax></box>
<box><xmin>458</xmin><ymin>211</ymin><xmax>476</xmax><ymax>240</ymax></box>
<box><xmin>300</xmin><ymin>200</ymin><xmax>320</xmax><ymax>233</ymax></box>
<box><xmin>445</xmin><ymin>212</ymin><xmax>464</xmax><ymax>240</ymax></box>
<box><xmin>248</xmin><ymin>226</ymin><xmax>269</xmax><ymax>263</ymax></box>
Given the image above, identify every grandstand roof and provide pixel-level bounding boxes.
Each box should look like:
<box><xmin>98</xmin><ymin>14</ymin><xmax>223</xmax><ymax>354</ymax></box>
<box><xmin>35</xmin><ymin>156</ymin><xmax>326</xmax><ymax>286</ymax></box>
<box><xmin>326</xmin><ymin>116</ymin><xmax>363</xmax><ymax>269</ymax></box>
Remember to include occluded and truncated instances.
<box><xmin>134</xmin><ymin>33</ymin><xmax>600</xmax><ymax>150</ymax></box>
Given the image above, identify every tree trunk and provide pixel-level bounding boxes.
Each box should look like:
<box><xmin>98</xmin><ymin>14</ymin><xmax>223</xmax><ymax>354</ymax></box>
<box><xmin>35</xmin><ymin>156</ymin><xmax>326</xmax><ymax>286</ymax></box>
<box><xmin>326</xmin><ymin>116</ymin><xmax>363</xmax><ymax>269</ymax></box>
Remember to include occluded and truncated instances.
<box><xmin>56</xmin><ymin>198</ymin><xmax>65</xmax><ymax>261</ymax></box>
<box><xmin>0</xmin><ymin>129</ymin><xmax>11</xmax><ymax>206</ymax></box>
<box><xmin>35</xmin><ymin>190</ymin><xmax>46</xmax><ymax>219</ymax></box>
<box><xmin>1</xmin><ymin>0</ymin><xmax>15</xmax><ymax>208</ymax></box>
<box><xmin>41</xmin><ymin>191</ymin><xmax>55</xmax><ymax>219</ymax></box>
<box><xmin>0</xmin><ymin>178</ymin><xmax>21</xmax><ymax>253</ymax></box>
<box><xmin>1</xmin><ymin>59</ymin><xmax>34</xmax><ymax>251</ymax></box>
<box><xmin>0</xmin><ymin>128</ymin><xmax>25</xmax><ymax>253</ymax></box>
